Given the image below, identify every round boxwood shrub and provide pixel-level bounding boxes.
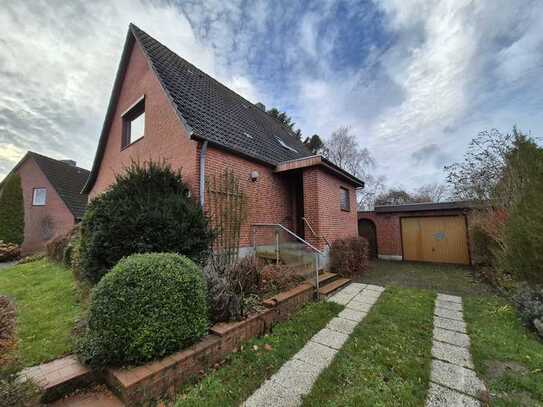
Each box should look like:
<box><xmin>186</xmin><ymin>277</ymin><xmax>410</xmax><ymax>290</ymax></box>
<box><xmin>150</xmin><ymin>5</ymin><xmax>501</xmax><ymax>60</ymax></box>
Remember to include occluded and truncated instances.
<box><xmin>77</xmin><ymin>253</ymin><xmax>208</xmax><ymax>367</ymax></box>
<box><xmin>80</xmin><ymin>161</ymin><xmax>214</xmax><ymax>283</ymax></box>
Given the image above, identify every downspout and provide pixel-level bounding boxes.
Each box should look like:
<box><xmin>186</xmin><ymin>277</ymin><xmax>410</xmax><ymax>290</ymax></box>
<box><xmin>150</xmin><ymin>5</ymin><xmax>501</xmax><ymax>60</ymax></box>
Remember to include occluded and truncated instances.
<box><xmin>199</xmin><ymin>140</ymin><xmax>208</xmax><ymax>207</ymax></box>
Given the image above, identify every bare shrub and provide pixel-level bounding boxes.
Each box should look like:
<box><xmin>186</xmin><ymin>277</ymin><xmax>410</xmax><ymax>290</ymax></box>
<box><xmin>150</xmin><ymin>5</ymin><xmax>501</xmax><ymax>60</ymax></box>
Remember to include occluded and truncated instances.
<box><xmin>330</xmin><ymin>236</ymin><xmax>369</xmax><ymax>277</ymax></box>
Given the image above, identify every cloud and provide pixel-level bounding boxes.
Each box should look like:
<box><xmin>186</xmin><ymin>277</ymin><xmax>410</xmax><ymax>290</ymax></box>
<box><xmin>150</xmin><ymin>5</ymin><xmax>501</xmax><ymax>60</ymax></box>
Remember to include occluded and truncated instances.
<box><xmin>1</xmin><ymin>0</ymin><xmax>542</xmax><ymax>192</ymax></box>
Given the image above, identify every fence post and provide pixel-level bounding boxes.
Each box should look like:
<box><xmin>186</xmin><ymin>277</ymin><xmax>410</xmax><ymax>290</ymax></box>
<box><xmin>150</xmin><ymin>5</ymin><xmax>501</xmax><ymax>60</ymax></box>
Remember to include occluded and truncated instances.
<box><xmin>275</xmin><ymin>229</ymin><xmax>280</xmax><ymax>265</ymax></box>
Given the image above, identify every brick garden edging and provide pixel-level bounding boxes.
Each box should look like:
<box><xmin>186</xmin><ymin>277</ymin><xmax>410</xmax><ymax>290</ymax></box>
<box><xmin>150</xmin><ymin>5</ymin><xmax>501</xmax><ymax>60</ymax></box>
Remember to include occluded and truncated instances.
<box><xmin>105</xmin><ymin>282</ymin><xmax>314</xmax><ymax>405</ymax></box>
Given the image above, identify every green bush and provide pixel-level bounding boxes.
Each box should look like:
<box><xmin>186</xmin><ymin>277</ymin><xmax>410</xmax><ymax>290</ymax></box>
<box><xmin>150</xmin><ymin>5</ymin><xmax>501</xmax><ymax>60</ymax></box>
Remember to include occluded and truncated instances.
<box><xmin>80</xmin><ymin>161</ymin><xmax>214</xmax><ymax>283</ymax></box>
<box><xmin>515</xmin><ymin>285</ymin><xmax>543</xmax><ymax>338</ymax></box>
<box><xmin>0</xmin><ymin>174</ymin><xmax>24</xmax><ymax>245</ymax></box>
<box><xmin>330</xmin><ymin>236</ymin><xmax>369</xmax><ymax>277</ymax></box>
<box><xmin>77</xmin><ymin>253</ymin><xmax>208</xmax><ymax>367</ymax></box>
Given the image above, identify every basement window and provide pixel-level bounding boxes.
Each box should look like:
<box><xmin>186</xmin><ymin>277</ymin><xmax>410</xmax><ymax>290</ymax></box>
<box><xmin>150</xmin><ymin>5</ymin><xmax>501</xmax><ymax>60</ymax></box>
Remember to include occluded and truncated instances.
<box><xmin>122</xmin><ymin>97</ymin><xmax>145</xmax><ymax>148</ymax></box>
<box><xmin>275</xmin><ymin>136</ymin><xmax>298</xmax><ymax>153</ymax></box>
<box><xmin>32</xmin><ymin>188</ymin><xmax>47</xmax><ymax>206</ymax></box>
<box><xmin>340</xmin><ymin>187</ymin><xmax>350</xmax><ymax>211</ymax></box>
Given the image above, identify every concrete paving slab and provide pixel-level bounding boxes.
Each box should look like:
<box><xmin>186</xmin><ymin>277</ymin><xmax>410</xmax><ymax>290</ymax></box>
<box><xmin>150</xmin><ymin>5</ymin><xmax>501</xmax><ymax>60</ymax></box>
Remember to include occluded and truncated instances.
<box><xmin>426</xmin><ymin>383</ymin><xmax>481</xmax><ymax>407</ymax></box>
<box><xmin>431</xmin><ymin>360</ymin><xmax>486</xmax><ymax>399</ymax></box>
<box><xmin>244</xmin><ymin>379</ymin><xmax>300</xmax><ymax>407</ymax></box>
<box><xmin>433</xmin><ymin>327</ymin><xmax>470</xmax><ymax>348</ymax></box>
<box><xmin>432</xmin><ymin>341</ymin><xmax>474</xmax><ymax>369</ymax></box>
<box><xmin>293</xmin><ymin>341</ymin><xmax>337</xmax><ymax>369</ymax></box>
<box><xmin>271</xmin><ymin>359</ymin><xmax>322</xmax><ymax>395</ymax></box>
<box><xmin>310</xmin><ymin>328</ymin><xmax>349</xmax><ymax>350</ymax></box>
<box><xmin>328</xmin><ymin>294</ymin><xmax>355</xmax><ymax>306</ymax></box>
<box><xmin>338</xmin><ymin>308</ymin><xmax>367</xmax><ymax>323</ymax></box>
<box><xmin>434</xmin><ymin>307</ymin><xmax>464</xmax><ymax>321</ymax></box>
<box><xmin>434</xmin><ymin>316</ymin><xmax>467</xmax><ymax>333</ymax></box>
<box><xmin>326</xmin><ymin>317</ymin><xmax>358</xmax><ymax>335</ymax></box>
<box><xmin>346</xmin><ymin>300</ymin><xmax>374</xmax><ymax>313</ymax></box>
<box><xmin>364</xmin><ymin>284</ymin><xmax>385</xmax><ymax>293</ymax></box>
<box><xmin>437</xmin><ymin>294</ymin><xmax>462</xmax><ymax>304</ymax></box>
<box><xmin>435</xmin><ymin>300</ymin><xmax>463</xmax><ymax>312</ymax></box>
<box><xmin>349</xmin><ymin>295</ymin><xmax>379</xmax><ymax>306</ymax></box>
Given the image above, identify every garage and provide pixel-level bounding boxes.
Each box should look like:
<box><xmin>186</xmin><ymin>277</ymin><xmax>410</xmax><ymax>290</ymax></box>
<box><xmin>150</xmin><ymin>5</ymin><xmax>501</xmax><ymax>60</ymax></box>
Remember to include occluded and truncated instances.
<box><xmin>401</xmin><ymin>216</ymin><xmax>470</xmax><ymax>265</ymax></box>
<box><xmin>358</xmin><ymin>201</ymin><xmax>473</xmax><ymax>265</ymax></box>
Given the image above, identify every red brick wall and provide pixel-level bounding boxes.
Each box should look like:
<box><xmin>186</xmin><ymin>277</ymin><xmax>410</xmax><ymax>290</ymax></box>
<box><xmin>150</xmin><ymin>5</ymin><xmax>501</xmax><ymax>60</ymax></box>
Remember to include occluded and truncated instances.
<box><xmin>358</xmin><ymin>209</ymin><xmax>472</xmax><ymax>259</ymax></box>
<box><xmin>303</xmin><ymin>167</ymin><xmax>358</xmax><ymax>250</ymax></box>
<box><xmin>89</xmin><ymin>41</ymin><xmax>198</xmax><ymax>199</ymax></box>
<box><xmin>17</xmin><ymin>159</ymin><xmax>75</xmax><ymax>254</ymax></box>
<box><xmin>202</xmin><ymin>146</ymin><xmax>294</xmax><ymax>249</ymax></box>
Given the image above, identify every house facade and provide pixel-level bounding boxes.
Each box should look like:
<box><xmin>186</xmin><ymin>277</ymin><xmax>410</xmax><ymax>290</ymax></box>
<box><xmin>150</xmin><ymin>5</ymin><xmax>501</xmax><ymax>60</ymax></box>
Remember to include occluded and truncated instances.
<box><xmin>82</xmin><ymin>24</ymin><xmax>363</xmax><ymax>256</ymax></box>
<box><xmin>1</xmin><ymin>152</ymin><xmax>90</xmax><ymax>254</ymax></box>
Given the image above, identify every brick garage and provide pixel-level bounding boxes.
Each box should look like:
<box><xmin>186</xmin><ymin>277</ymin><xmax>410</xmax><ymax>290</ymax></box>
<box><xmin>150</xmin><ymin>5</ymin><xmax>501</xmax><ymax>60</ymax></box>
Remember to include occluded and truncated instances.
<box><xmin>83</xmin><ymin>24</ymin><xmax>363</xmax><ymax>255</ymax></box>
<box><xmin>358</xmin><ymin>202</ymin><xmax>474</xmax><ymax>265</ymax></box>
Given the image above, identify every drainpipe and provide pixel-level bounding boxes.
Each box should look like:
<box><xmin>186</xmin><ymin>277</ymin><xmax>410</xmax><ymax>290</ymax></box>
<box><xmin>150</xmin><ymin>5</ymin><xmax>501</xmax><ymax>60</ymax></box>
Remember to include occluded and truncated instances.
<box><xmin>199</xmin><ymin>140</ymin><xmax>208</xmax><ymax>207</ymax></box>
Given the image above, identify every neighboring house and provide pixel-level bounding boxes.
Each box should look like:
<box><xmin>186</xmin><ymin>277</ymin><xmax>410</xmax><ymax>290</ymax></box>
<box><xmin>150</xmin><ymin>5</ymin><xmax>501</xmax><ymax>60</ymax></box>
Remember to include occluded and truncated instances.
<box><xmin>0</xmin><ymin>152</ymin><xmax>90</xmax><ymax>254</ymax></box>
<box><xmin>82</xmin><ymin>24</ymin><xmax>364</xmax><ymax>257</ymax></box>
<box><xmin>358</xmin><ymin>201</ymin><xmax>474</xmax><ymax>265</ymax></box>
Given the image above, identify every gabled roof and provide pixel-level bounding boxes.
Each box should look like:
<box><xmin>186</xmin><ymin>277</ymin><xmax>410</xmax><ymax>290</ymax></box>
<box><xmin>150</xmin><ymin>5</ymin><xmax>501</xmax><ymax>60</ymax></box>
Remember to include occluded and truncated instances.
<box><xmin>1</xmin><ymin>152</ymin><xmax>90</xmax><ymax>219</ymax></box>
<box><xmin>83</xmin><ymin>24</ymin><xmax>318</xmax><ymax>193</ymax></box>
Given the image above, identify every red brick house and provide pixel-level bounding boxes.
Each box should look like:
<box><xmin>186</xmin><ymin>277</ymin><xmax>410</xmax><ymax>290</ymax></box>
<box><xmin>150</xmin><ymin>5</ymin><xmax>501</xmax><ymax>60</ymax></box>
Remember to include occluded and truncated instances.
<box><xmin>0</xmin><ymin>152</ymin><xmax>90</xmax><ymax>254</ymax></box>
<box><xmin>82</xmin><ymin>24</ymin><xmax>363</xmax><ymax>259</ymax></box>
<box><xmin>358</xmin><ymin>201</ymin><xmax>474</xmax><ymax>265</ymax></box>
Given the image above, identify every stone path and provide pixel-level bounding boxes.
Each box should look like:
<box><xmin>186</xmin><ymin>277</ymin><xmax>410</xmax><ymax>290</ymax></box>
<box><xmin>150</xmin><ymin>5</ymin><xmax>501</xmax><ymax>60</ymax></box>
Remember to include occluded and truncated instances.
<box><xmin>244</xmin><ymin>283</ymin><xmax>384</xmax><ymax>407</ymax></box>
<box><xmin>426</xmin><ymin>294</ymin><xmax>487</xmax><ymax>406</ymax></box>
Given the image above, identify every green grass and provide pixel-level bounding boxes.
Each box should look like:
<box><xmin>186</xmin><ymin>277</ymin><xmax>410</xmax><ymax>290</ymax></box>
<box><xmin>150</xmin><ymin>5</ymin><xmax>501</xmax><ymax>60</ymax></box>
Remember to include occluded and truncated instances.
<box><xmin>302</xmin><ymin>287</ymin><xmax>435</xmax><ymax>406</ymax></box>
<box><xmin>464</xmin><ymin>295</ymin><xmax>543</xmax><ymax>406</ymax></box>
<box><xmin>358</xmin><ymin>260</ymin><xmax>492</xmax><ymax>296</ymax></box>
<box><xmin>173</xmin><ymin>301</ymin><xmax>342</xmax><ymax>406</ymax></box>
<box><xmin>0</xmin><ymin>260</ymin><xmax>81</xmax><ymax>367</ymax></box>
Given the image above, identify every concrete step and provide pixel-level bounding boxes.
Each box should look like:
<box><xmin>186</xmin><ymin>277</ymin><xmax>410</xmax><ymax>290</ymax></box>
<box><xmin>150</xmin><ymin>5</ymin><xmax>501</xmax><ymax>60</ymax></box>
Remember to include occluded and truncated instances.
<box><xmin>307</xmin><ymin>272</ymin><xmax>337</xmax><ymax>287</ymax></box>
<box><xmin>319</xmin><ymin>277</ymin><xmax>351</xmax><ymax>298</ymax></box>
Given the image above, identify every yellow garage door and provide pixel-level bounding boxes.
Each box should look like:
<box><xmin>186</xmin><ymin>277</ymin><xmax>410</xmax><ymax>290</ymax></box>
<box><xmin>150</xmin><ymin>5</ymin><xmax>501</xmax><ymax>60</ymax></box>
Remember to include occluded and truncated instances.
<box><xmin>401</xmin><ymin>216</ymin><xmax>470</xmax><ymax>265</ymax></box>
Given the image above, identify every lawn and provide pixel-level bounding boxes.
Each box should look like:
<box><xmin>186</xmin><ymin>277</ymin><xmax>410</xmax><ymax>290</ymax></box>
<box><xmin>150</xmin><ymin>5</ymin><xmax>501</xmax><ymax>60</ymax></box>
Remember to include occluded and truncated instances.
<box><xmin>0</xmin><ymin>259</ymin><xmax>82</xmax><ymax>367</ymax></box>
<box><xmin>172</xmin><ymin>301</ymin><xmax>342</xmax><ymax>406</ymax></box>
<box><xmin>464</xmin><ymin>295</ymin><xmax>543</xmax><ymax>406</ymax></box>
<box><xmin>302</xmin><ymin>287</ymin><xmax>435</xmax><ymax>406</ymax></box>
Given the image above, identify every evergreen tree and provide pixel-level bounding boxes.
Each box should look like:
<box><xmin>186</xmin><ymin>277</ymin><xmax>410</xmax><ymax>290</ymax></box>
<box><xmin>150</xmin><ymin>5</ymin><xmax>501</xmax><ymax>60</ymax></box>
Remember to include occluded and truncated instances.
<box><xmin>0</xmin><ymin>174</ymin><xmax>24</xmax><ymax>245</ymax></box>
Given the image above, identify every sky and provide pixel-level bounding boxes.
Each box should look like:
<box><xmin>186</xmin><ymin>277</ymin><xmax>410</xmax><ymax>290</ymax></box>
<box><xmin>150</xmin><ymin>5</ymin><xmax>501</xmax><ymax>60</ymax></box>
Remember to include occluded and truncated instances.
<box><xmin>1</xmin><ymin>0</ymin><xmax>543</xmax><ymax>191</ymax></box>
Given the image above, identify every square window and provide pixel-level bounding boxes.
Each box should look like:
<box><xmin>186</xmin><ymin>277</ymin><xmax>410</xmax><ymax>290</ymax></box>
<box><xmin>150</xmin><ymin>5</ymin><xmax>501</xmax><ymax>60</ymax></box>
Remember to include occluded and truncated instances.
<box><xmin>33</xmin><ymin>188</ymin><xmax>47</xmax><ymax>206</ymax></box>
<box><xmin>340</xmin><ymin>187</ymin><xmax>350</xmax><ymax>211</ymax></box>
<box><xmin>122</xmin><ymin>97</ymin><xmax>145</xmax><ymax>148</ymax></box>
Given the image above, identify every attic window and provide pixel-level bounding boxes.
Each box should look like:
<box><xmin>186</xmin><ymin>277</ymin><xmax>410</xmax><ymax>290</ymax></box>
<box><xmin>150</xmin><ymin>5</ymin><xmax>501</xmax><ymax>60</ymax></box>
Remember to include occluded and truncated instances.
<box><xmin>122</xmin><ymin>97</ymin><xmax>145</xmax><ymax>148</ymax></box>
<box><xmin>32</xmin><ymin>188</ymin><xmax>47</xmax><ymax>206</ymax></box>
<box><xmin>275</xmin><ymin>136</ymin><xmax>298</xmax><ymax>153</ymax></box>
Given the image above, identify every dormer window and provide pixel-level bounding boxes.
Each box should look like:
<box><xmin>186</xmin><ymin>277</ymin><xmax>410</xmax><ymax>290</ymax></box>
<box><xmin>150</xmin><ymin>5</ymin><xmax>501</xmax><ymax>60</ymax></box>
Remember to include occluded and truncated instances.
<box><xmin>275</xmin><ymin>136</ymin><xmax>298</xmax><ymax>153</ymax></box>
<box><xmin>122</xmin><ymin>97</ymin><xmax>145</xmax><ymax>148</ymax></box>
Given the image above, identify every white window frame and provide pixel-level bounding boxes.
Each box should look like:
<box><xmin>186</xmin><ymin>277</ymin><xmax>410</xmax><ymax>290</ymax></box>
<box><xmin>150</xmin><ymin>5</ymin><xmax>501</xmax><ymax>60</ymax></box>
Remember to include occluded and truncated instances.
<box><xmin>122</xmin><ymin>96</ymin><xmax>145</xmax><ymax>148</ymax></box>
<box><xmin>32</xmin><ymin>188</ymin><xmax>47</xmax><ymax>206</ymax></box>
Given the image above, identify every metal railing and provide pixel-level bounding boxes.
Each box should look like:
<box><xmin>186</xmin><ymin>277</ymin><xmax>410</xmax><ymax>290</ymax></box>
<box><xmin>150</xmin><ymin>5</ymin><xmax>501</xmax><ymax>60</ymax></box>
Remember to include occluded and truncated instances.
<box><xmin>252</xmin><ymin>223</ymin><xmax>323</xmax><ymax>299</ymax></box>
<box><xmin>302</xmin><ymin>217</ymin><xmax>331</xmax><ymax>249</ymax></box>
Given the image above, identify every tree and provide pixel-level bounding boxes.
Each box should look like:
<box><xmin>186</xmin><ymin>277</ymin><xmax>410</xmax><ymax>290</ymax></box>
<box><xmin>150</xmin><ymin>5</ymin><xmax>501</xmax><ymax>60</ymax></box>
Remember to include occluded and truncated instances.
<box><xmin>415</xmin><ymin>183</ymin><xmax>449</xmax><ymax>203</ymax></box>
<box><xmin>374</xmin><ymin>188</ymin><xmax>426</xmax><ymax>206</ymax></box>
<box><xmin>323</xmin><ymin>126</ymin><xmax>381</xmax><ymax>210</ymax></box>
<box><xmin>0</xmin><ymin>174</ymin><xmax>24</xmax><ymax>245</ymax></box>
<box><xmin>267</xmin><ymin>107</ymin><xmax>303</xmax><ymax>140</ymax></box>
<box><xmin>303</xmin><ymin>134</ymin><xmax>324</xmax><ymax>154</ymax></box>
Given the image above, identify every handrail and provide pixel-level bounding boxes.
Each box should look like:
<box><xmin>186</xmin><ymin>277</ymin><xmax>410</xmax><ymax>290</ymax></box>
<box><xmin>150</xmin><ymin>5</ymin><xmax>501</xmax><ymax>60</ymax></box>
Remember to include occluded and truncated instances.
<box><xmin>302</xmin><ymin>217</ymin><xmax>331</xmax><ymax>249</ymax></box>
<box><xmin>251</xmin><ymin>223</ymin><xmax>323</xmax><ymax>254</ymax></box>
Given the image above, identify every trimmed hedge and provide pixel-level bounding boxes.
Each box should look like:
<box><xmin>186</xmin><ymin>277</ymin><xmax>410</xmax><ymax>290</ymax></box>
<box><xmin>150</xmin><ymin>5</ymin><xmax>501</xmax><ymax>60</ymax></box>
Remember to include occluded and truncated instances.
<box><xmin>80</xmin><ymin>161</ymin><xmax>214</xmax><ymax>283</ymax></box>
<box><xmin>330</xmin><ymin>236</ymin><xmax>369</xmax><ymax>277</ymax></box>
<box><xmin>0</xmin><ymin>174</ymin><xmax>24</xmax><ymax>245</ymax></box>
<box><xmin>77</xmin><ymin>253</ymin><xmax>208</xmax><ymax>367</ymax></box>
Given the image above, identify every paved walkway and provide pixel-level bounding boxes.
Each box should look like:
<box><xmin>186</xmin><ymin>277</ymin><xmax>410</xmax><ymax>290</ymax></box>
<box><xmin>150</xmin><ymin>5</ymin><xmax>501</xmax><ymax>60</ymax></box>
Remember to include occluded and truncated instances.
<box><xmin>244</xmin><ymin>283</ymin><xmax>385</xmax><ymax>407</ymax></box>
<box><xmin>426</xmin><ymin>294</ymin><xmax>487</xmax><ymax>406</ymax></box>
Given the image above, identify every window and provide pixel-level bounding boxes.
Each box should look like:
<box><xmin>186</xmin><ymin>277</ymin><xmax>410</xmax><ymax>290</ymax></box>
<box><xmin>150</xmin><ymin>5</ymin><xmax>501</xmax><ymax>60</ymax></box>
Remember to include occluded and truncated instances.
<box><xmin>32</xmin><ymin>188</ymin><xmax>47</xmax><ymax>206</ymax></box>
<box><xmin>340</xmin><ymin>187</ymin><xmax>350</xmax><ymax>211</ymax></box>
<box><xmin>122</xmin><ymin>97</ymin><xmax>145</xmax><ymax>148</ymax></box>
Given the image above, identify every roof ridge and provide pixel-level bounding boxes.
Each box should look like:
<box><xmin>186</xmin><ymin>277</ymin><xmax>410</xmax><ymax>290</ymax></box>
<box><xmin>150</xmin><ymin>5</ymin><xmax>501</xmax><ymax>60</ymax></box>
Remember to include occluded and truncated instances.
<box><xmin>28</xmin><ymin>151</ymin><xmax>90</xmax><ymax>173</ymax></box>
<box><xmin>129</xmin><ymin>24</ymin><xmax>307</xmax><ymax>146</ymax></box>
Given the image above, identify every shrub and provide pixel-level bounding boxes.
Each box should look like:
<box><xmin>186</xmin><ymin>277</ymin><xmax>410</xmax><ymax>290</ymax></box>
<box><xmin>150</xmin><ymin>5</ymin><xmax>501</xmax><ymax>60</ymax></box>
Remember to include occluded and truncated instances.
<box><xmin>204</xmin><ymin>256</ymin><xmax>260</xmax><ymax>323</ymax></box>
<box><xmin>0</xmin><ymin>174</ymin><xmax>24</xmax><ymax>245</ymax></box>
<box><xmin>515</xmin><ymin>285</ymin><xmax>543</xmax><ymax>338</ymax></box>
<box><xmin>80</xmin><ymin>161</ymin><xmax>214</xmax><ymax>283</ymax></box>
<box><xmin>330</xmin><ymin>236</ymin><xmax>369</xmax><ymax>277</ymax></box>
<box><xmin>0</xmin><ymin>296</ymin><xmax>16</xmax><ymax>364</ymax></box>
<box><xmin>259</xmin><ymin>265</ymin><xmax>306</xmax><ymax>296</ymax></box>
<box><xmin>46</xmin><ymin>233</ymin><xmax>70</xmax><ymax>264</ymax></box>
<box><xmin>0</xmin><ymin>363</ymin><xmax>40</xmax><ymax>407</ymax></box>
<box><xmin>77</xmin><ymin>253</ymin><xmax>208</xmax><ymax>367</ymax></box>
<box><xmin>0</xmin><ymin>241</ymin><xmax>20</xmax><ymax>263</ymax></box>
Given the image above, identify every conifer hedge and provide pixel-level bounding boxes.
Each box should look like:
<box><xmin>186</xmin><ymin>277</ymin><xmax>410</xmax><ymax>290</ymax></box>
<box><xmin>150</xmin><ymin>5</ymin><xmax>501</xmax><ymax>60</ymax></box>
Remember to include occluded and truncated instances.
<box><xmin>0</xmin><ymin>174</ymin><xmax>24</xmax><ymax>245</ymax></box>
